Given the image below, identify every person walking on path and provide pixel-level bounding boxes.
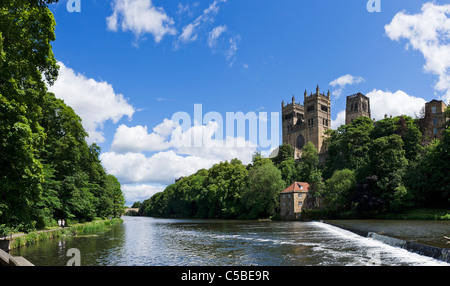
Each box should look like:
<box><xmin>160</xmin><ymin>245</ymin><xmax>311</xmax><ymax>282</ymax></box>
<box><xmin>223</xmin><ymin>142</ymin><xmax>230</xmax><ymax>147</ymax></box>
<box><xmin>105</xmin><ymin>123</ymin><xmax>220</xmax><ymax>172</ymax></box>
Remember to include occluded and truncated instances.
<box><xmin>58</xmin><ymin>219</ymin><xmax>62</xmax><ymax>228</ymax></box>
<box><xmin>62</xmin><ymin>219</ymin><xmax>65</xmax><ymax>228</ymax></box>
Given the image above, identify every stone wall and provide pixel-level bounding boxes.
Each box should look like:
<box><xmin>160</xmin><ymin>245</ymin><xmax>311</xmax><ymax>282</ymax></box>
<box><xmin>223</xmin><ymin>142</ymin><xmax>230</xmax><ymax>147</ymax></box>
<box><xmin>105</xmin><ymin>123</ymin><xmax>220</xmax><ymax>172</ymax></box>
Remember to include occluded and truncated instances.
<box><xmin>0</xmin><ymin>249</ymin><xmax>34</xmax><ymax>266</ymax></box>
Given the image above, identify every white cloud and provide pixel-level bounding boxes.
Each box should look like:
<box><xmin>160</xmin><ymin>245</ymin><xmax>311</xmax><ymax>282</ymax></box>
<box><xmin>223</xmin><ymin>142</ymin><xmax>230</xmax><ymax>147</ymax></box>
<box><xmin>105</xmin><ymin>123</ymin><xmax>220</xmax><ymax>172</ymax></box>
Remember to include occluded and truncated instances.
<box><xmin>385</xmin><ymin>2</ymin><xmax>450</xmax><ymax>103</ymax></box>
<box><xmin>121</xmin><ymin>184</ymin><xmax>166</xmax><ymax>205</ymax></box>
<box><xmin>111</xmin><ymin>124</ymin><xmax>171</xmax><ymax>153</ymax></box>
<box><xmin>225</xmin><ymin>35</ymin><xmax>240</xmax><ymax>66</ymax></box>
<box><xmin>100</xmin><ymin>150</ymin><xmax>217</xmax><ymax>185</ymax></box>
<box><xmin>331</xmin><ymin>110</ymin><xmax>346</xmax><ymax>129</ymax></box>
<box><xmin>106</xmin><ymin>0</ymin><xmax>176</xmax><ymax>43</ymax></box>
<box><xmin>177</xmin><ymin>3</ymin><xmax>197</xmax><ymax>17</ymax></box>
<box><xmin>48</xmin><ymin>62</ymin><xmax>135</xmax><ymax>144</ymax></box>
<box><xmin>366</xmin><ymin>89</ymin><xmax>427</xmax><ymax>120</ymax></box>
<box><xmin>177</xmin><ymin>0</ymin><xmax>228</xmax><ymax>45</ymax></box>
<box><xmin>153</xmin><ymin>118</ymin><xmax>179</xmax><ymax>137</ymax></box>
<box><xmin>102</xmin><ymin>118</ymin><xmax>257</xmax><ymax>185</ymax></box>
<box><xmin>331</xmin><ymin>90</ymin><xmax>426</xmax><ymax>129</ymax></box>
<box><xmin>179</xmin><ymin>22</ymin><xmax>198</xmax><ymax>43</ymax></box>
<box><xmin>208</xmin><ymin>25</ymin><xmax>227</xmax><ymax>48</ymax></box>
<box><xmin>329</xmin><ymin>74</ymin><xmax>365</xmax><ymax>99</ymax></box>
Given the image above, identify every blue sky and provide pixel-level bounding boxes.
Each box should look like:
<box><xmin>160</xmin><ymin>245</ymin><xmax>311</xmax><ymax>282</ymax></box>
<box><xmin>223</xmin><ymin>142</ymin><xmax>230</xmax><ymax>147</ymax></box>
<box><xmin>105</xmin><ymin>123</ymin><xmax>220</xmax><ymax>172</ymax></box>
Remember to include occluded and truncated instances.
<box><xmin>47</xmin><ymin>0</ymin><xmax>450</xmax><ymax>205</ymax></box>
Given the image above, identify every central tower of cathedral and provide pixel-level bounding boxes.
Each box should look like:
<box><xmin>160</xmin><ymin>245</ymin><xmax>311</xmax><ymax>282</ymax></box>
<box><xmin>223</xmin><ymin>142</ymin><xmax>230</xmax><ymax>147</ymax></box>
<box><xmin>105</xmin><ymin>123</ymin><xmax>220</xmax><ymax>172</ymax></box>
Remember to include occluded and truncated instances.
<box><xmin>281</xmin><ymin>85</ymin><xmax>331</xmax><ymax>159</ymax></box>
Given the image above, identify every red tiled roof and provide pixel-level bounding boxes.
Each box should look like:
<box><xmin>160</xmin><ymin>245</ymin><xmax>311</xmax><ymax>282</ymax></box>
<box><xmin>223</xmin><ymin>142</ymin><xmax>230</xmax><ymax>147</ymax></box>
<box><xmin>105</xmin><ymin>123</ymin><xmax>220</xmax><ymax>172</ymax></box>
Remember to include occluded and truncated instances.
<box><xmin>281</xmin><ymin>182</ymin><xmax>310</xmax><ymax>193</ymax></box>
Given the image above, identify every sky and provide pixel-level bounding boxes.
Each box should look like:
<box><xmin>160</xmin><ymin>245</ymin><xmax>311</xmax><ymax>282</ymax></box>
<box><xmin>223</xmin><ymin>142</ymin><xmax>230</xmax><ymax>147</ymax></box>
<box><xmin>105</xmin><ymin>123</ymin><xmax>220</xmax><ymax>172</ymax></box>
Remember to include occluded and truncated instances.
<box><xmin>46</xmin><ymin>0</ymin><xmax>450</xmax><ymax>206</ymax></box>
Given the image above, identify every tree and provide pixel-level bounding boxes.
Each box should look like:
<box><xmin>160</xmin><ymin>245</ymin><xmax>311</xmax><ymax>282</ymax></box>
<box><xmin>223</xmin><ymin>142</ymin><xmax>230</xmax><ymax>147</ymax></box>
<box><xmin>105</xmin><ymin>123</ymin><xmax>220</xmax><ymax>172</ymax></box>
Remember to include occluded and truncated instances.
<box><xmin>323</xmin><ymin>169</ymin><xmax>356</xmax><ymax>212</ymax></box>
<box><xmin>272</xmin><ymin>144</ymin><xmax>294</xmax><ymax>166</ymax></box>
<box><xmin>0</xmin><ymin>95</ymin><xmax>44</xmax><ymax>231</ymax></box>
<box><xmin>248</xmin><ymin>151</ymin><xmax>272</xmax><ymax>169</ymax></box>
<box><xmin>241</xmin><ymin>161</ymin><xmax>285</xmax><ymax>219</ymax></box>
<box><xmin>324</xmin><ymin>117</ymin><xmax>374</xmax><ymax>179</ymax></box>
<box><xmin>0</xmin><ymin>0</ymin><xmax>59</xmax><ymax>232</ymax></box>
<box><xmin>278</xmin><ymin>158</ymin><xmax>298</xmax><ymax>187</ymax></box>
<box><xmin>371</xmin><ymin>116</ymin><xmax>423</xmax><ymax>162</ymax></box>
<box><xmin>409</xmin><ymin>126</ymin><xmax>450</xmax><ymax>207</ymax></box>
<box><xmin>0</xmin><ymin>1</ymin><xmax>125</xmax><ymax>231</ymax></box>
<box><xmin>105</xmin><ymin>175</ymin><xmax>125</xmax><ymax>218</ymax></box>
<box><xmin>296</xmin><ymin>142</ymin><xmax>325</xmax><ymax>202</ymax></box>
<box><xmin>431</xmin><ymin>126</ymin><xmax>450</xmax><ymax>205</ymax></box>
<box><xmin>363</xmin><ymin>134</ymin><xmax>409</xmax><ymax>211</ymax></box>
<box><xmin>298</xmin><ymin>142</ymin><xmax>319</xmax><ymax>181</ymax></box>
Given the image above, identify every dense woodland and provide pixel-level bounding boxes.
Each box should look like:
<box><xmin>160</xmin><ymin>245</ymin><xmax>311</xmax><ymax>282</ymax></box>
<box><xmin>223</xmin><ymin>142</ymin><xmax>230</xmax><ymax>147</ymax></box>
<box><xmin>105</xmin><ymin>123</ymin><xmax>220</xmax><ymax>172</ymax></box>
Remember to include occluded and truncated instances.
<box><xmin>0</xmin><ymin>0</ymin><xmax>125</xmax><ymax>236</ymax></box>
<box><xmin>140</xmin><ymin>114</ymin><xmax>450</xmax><ymax>220</ymax></box>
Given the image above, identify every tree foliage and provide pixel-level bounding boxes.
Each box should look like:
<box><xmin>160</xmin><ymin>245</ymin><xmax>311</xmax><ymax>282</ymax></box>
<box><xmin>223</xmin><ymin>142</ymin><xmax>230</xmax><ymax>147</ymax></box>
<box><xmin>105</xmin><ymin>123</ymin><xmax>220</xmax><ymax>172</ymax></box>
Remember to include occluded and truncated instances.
<box><xmin>141</xmin><ymin>162</ymin><xmax>250</xmax><ymax>219</ymax></box>
<box><xmin>0</xmin><ymin>0</ymin><xmax>125</xmax><ymax>235</ymax></box>
<box><xmin>323</xmin><ymin>114</ymin><xmax>448</xmax><ymax>217</ymax></box>
<box><xmin>241</xmin><ymin>161</ymin><xmax>285</xmax><ymax>219</ymax></box>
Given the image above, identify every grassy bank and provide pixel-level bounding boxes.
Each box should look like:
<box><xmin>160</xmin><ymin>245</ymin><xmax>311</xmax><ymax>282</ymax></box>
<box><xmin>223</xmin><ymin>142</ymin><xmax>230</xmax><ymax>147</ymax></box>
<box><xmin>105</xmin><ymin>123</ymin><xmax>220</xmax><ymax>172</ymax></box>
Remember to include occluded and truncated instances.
<box><xmin>10</xmin><ymin>218</ymin><xmax>122</xmax><ymax>250</ymax></box>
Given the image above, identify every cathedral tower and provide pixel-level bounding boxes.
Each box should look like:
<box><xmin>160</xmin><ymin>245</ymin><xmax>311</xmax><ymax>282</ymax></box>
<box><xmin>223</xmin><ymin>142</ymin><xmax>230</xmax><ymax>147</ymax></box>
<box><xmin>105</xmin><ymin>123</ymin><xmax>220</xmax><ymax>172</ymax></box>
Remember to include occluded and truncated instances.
<box><xmin>282</xmin><ymin>85</ymin><xmax>331</xmax><ymax>159</ymax></box>
<box><xmin>345</xmin><ymin>93</ymin><xmax>371</xmax><ymax>125</ymax></box>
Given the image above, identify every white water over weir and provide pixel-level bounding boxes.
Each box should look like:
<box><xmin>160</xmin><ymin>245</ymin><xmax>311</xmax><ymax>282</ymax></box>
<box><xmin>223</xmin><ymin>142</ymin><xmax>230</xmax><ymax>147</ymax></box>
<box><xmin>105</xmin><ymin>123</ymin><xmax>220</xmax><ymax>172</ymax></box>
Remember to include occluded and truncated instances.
<box><xmin>322</xmin><ymin>221</ymin><xmax>450</xmax><ymax>264</ymax></box>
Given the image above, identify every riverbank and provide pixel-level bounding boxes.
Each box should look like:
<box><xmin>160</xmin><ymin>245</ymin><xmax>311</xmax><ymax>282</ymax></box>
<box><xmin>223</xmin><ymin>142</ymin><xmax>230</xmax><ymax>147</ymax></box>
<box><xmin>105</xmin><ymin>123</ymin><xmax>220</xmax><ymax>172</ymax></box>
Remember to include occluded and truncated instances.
<box><xmin>303</xmin><ymin>208</ymin><xmax>450</xmax><ymax>221</ymax></box>
<box><xmin>2</xmin><ymin>218</ymin><xmax>123</xmax><ymax>251</ymax></box>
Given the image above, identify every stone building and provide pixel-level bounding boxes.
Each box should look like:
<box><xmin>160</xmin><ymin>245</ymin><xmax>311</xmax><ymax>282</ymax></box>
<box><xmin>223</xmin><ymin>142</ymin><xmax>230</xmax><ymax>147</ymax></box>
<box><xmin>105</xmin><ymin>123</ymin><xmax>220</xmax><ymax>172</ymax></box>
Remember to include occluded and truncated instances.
<box><xmin>281</xmin><ymin>85</ymin><xmax>331</xmax><ymax>159</ymax></box>
<box><xmin>345</xmin><ymin>92</ymin><xmax>371</xmax><ymax>125</ymax></box>
<box><xmin>282</xmin><ymin>88</ymin><xmax>373</xmax><ymax>160</ymax></box>
<box><xmin>424</xmin><ymin>100</ymin><xmax>448</xmax><ymax>140</ymax></box>
<box><xmin>279</xmin><ymin>182</ymin><xmax>313</xmax><ymax>220</ymax></box>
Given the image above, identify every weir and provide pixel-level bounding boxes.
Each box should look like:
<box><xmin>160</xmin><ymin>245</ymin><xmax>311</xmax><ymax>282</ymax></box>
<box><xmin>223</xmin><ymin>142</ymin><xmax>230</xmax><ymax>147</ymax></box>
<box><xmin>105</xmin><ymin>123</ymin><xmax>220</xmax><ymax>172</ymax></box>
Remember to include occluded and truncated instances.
<box><xmin>323</xmin><ymin>221</ymin><xmax>450</xmax><ymax>263</ymax></box>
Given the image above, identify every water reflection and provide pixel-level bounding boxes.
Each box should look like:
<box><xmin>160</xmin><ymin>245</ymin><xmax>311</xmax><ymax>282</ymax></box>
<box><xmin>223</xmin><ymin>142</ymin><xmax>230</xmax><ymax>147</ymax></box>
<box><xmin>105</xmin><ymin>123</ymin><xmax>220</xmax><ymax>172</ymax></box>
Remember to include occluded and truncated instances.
<box><xmin>11</xmin><ymin>217</ymin><xmax>449</xmax><ymax>266</ymax></box>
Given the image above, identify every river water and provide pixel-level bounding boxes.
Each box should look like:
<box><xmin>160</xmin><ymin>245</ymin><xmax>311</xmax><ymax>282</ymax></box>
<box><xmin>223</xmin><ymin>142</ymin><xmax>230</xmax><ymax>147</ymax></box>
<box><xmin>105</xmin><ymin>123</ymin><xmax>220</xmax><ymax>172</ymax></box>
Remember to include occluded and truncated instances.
<box><xmin>11</xmin><ymin>216</ymin><xmax>450</xmax><ymax>266</ymax></box>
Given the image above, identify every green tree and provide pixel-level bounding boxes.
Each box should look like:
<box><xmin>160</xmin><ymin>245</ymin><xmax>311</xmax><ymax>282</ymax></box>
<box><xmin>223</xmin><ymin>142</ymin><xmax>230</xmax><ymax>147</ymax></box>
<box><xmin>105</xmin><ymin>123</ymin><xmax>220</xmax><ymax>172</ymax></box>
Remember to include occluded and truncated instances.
<box><xmin>248</xmin><ymin>151</ymin><xmax>272</xmax><ymax>169</ymax></box>
<box><xmin>297</xmin><ymin>142</ymin><xmax>325</xmax><ymax>201</ymax></box>
<box><xmin>105</xmin><ymin>175</ymin><xmax>125</xmax><ymax>218</ymax></box>
<box><xmin>272</xmin><ymin>144</ymin><xmax>294</xmax><ymax>166</ymax></box>
<box><xmin>298</xmin><ymin>142</ymin><xmax>319</xmax><ymax>182</ymax></box>
<box><xmin>278</xmin><ymin>158</ymin><xmax>298</xmax><ymax>187</ymax></box>
<box><xmin>408</xmin><ymin>127</ymin><xmax>450</xmax><ymax>207</ymax></box>
<box><xmin>324</xmin><ymin>117</ymin><xmax>374</xmax><ymax>178</ymax></box>
<box><xmin>363</xmin><ymin>134</ymin><xmax>409</xmax><ymax>211</ymax></box>
<box><xmin>371</xmin><ymin>116</ymin><xmax>423</xmax><ymax>162</ymax></box>
<box><xmin>0</xmin><ymin>96</ymin><xmax>44</xmax><ymax>231</ymax></box>
<box><xmin>241</xmin><ymin>161</ymin><xmax>285</xmax><ymax>219</ymax></box>
<box><xmin>323</xmin><ymin>169</ymin><xmax>356</xmax><ymax>212</ymax></box>
<box><xmin>0</xmin><ymin>0</ymin><xmax>59</xmax><ymax>232</ymax></box>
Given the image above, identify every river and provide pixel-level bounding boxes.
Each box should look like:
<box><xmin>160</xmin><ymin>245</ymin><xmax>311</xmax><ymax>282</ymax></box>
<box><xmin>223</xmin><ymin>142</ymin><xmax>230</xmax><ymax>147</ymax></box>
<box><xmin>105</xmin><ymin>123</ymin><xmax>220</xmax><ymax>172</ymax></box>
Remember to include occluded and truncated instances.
<box><xmin>10</xmin><ymin>216</ymin><xmax>450</xmax><ymax>266</ymax></box>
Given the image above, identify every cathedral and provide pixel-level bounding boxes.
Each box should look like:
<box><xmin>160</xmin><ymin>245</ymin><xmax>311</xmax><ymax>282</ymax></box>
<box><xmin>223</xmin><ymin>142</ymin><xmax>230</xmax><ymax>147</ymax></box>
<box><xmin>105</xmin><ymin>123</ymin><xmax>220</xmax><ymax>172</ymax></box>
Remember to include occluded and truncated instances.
<box><xmin>281</xmin><ymin>86</ymin><xmax>371</xmax><ymax>159</ymax></box>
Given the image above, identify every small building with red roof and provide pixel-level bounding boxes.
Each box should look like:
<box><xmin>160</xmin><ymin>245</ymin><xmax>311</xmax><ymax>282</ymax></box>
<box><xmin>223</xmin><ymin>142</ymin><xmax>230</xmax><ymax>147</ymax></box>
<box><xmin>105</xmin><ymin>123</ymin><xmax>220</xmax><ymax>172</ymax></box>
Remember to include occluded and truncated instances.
<box><xmin>280</xmin><ymin>182</ymin><xmax>315</xmax><ymax>220</ymax></box>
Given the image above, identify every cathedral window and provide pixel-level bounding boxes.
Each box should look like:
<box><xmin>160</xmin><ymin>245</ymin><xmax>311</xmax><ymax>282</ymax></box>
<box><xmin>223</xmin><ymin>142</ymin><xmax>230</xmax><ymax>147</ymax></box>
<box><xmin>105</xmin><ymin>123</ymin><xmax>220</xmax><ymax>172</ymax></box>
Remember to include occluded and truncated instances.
<box><xmin>296</xmin><ymin>135</ymin><xmax>305</xmax><ymax>150</ymax></box>
<box><xmin>433</xmin><ymin>118</ymin><xmax>437</xmax><ymax>126</ymax></box>
<box><xmin>432</xmin><ymin>106</ymin><xmax>437</xmax><ymax>114</ymax></box>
